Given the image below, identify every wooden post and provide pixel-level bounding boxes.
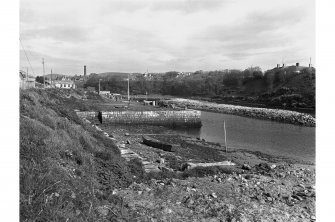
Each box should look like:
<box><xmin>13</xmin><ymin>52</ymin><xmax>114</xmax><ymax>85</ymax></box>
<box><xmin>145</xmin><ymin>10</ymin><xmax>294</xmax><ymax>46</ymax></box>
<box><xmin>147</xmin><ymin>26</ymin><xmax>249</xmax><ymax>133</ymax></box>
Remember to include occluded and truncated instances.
<box><xmin>127</xmin><ymin>73</ymin><xmax>130</xmax><ymax>101</ymax></box>
<box><xmin>42</xmin><ymin>58</ymin><xmax>45</xmax><ymax>88</ymax></box>
<box><xmin>224</xmin><ymin>120</ymin><xmax>228</xmax><ymax>152</ymax></box>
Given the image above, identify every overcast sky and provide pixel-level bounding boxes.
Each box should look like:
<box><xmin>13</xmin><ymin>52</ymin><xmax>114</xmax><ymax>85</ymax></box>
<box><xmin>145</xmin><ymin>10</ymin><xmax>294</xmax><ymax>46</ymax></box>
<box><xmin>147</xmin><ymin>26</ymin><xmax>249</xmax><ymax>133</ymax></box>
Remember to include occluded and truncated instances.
<box><xmin>20</xmin><ymin>0</ymin><xmax>315</xmax><ymax>75</ymax></box>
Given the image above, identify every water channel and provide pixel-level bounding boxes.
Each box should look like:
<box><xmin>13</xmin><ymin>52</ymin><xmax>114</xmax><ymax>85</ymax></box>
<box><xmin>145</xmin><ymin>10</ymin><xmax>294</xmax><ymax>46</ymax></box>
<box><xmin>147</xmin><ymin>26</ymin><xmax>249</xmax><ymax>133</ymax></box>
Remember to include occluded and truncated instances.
<box><xmin>174</xmin><ymin>111</ymin><xmax>315</xmax><ymax>163</ymax></box>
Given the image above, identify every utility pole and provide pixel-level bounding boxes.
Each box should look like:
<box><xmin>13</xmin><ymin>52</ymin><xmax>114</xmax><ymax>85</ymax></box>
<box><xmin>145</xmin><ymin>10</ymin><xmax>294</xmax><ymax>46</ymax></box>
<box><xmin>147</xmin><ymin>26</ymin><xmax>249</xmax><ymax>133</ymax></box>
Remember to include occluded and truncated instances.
<box><xmin>42</xmin><ymin>58</ymin><xmax>45</xmax><ymax>88</ymax></box>
<box><xmin>99</xmin><ymin>79</ymin><xmax>102</xmax><ymax>94</ymax></box>
<box><xmin>224</xmin><ymin>120</ymin><xmax>228</xmax><ymax>153</ymax></box>
<box><xmin>127</xmin><ymin>73</ymin><xmax>130</xmax><ymax>102</ymax></box>
<box><xmin>51</xmin><ymin>69</ymin><xmax>53</xmax><ymax>88</ymax></box>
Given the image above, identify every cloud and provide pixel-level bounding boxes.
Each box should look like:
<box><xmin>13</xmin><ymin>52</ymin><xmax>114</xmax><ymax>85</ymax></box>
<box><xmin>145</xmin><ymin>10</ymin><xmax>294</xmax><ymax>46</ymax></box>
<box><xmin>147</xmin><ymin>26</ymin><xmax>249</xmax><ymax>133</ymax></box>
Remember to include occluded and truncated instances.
<box><xmin>21</xmin><ymin>26</ymin><xmax>90</xmax><ymax>42</ymax></box>
<box><xmin>19</xmin><ymin>0</ymin><xmax>315</xmax><ymax>74</ymax></box>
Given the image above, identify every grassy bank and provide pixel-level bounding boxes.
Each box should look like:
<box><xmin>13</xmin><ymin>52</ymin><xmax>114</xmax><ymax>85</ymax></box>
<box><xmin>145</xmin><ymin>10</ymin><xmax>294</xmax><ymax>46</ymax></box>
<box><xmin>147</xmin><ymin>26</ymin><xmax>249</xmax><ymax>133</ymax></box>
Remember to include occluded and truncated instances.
<box><xmin>20</xmin><ymin>88</ymin><xmax>145</xmax><ymax>221</ymax></box>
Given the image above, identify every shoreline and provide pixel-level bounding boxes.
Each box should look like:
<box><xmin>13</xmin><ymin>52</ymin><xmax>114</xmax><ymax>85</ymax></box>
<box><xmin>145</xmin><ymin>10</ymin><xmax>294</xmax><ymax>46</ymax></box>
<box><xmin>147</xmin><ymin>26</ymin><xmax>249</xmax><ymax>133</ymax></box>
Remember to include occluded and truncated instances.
<box><xmin>162</xmin><ymin>98</ymin><xmax>315</xmax><ymax>127</ymax></box>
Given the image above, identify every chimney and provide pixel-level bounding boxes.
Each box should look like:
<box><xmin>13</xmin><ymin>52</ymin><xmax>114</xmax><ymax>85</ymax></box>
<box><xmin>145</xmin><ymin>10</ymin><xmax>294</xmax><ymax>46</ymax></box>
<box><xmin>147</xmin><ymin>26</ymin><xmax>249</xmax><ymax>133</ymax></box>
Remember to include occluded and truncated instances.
<box><xmin>282</xmin><ymin>64</ymin><xmax>285</xmax><ymax>68</ymax></box>
<box><xmin>296</xmin><ymin>63</ymin><xmax>299</xmax><ymax>67</ymax></box>
<box><xmin>84</xmin><ymin>65</ymin><xmax>87</xmax><ymax>76</ymax></box>
<box><xmin>309</xmin><ymin>63</ymin><xmax>311</xmax><ymax>68</ymax></box>
<box><xmin>277</xmin><ymin>64</ymin><xmax>280</xmax><ymax>68</ymax></box>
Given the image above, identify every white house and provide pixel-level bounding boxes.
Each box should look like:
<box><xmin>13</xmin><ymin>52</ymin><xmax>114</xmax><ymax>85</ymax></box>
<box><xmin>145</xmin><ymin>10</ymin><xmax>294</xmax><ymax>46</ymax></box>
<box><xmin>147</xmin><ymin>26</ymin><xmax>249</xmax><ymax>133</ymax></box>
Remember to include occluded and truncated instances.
<box><xmin>53</xmin><ymin>80</ymin><xmax>76</xmax><ymax>89</ymax></box>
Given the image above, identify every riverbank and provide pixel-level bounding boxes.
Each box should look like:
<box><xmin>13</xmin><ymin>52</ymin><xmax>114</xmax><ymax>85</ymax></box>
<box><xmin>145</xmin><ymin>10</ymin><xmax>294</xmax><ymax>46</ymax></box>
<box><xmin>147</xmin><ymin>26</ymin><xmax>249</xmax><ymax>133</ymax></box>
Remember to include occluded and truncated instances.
<box><xmin>161</xmin><ymin>98</ymin><xmax>315</xmax><ymax>127</ymax></box>
<box><xmin>96</xmin><ymin>123</ymin><xmax>315</xmax><ymax>221</ymax></box>
<box><xmin>20</xmin><ymin>88</ymin><xmax>315</xmax><ymax>221</ymax></box>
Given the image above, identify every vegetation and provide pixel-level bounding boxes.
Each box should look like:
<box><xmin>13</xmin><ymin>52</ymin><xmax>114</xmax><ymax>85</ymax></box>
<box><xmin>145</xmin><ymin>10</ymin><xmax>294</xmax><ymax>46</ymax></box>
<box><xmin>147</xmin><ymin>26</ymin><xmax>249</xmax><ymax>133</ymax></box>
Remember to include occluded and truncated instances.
<box><xmin>84</xmin><ymin>66</ymin><xmax>315</xmax><ymax>111</ymax></box>
<box><xmin>20</xmin><ymin>88</ymin><xmax>141</xmax><ymax>221</ymax></box>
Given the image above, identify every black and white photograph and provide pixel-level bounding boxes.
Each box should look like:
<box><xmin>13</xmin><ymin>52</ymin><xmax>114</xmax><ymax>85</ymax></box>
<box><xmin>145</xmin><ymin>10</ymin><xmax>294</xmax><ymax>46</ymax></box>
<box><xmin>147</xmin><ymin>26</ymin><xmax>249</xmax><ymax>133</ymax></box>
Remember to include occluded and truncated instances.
<box><xmin>6</xmin><ymin>0</ymin><xmax>326</xmax><ymax>220</ymax></box>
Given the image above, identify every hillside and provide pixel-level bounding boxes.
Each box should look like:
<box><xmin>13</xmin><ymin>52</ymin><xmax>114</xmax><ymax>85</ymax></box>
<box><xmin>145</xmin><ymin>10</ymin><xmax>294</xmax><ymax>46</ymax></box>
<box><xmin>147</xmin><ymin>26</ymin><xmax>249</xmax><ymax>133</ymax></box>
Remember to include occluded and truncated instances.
<box><xmin>98</xmin><ymin>72</ymin><xmax>129</xmax><ymax>78</ymax></box>
<box><xmin>20</xmin><ymin>89</ymin><xmax>141</xmax><ymax>221</ymax></box>
<box><xmin>43</xmin><ymin>73</ymin><xmax>70</xmax><ymax>80</ymax></box>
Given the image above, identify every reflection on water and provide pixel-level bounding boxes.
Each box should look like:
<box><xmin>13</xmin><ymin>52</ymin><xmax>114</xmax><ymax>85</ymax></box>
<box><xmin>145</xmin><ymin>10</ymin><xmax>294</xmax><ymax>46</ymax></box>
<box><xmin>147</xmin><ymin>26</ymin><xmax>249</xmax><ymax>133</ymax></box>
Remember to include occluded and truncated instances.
<box><xmin>174</xmin><ymin>111</ymin><xmax>315</xmax><ymax>163</ymax></box>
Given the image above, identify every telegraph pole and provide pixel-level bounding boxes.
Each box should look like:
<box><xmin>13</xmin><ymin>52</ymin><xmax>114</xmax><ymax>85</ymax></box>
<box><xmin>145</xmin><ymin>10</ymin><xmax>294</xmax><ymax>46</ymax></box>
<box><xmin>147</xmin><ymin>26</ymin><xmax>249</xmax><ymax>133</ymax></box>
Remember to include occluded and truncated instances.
<box><xmin>127</xmin><ymin>73</ymin><xmax>130</xmax><ymax>101</ymax></box>
<box><xmin>99</xmin><ymin>79</ymin><xmax>101</xmax><ymax>94</ymax></box>
<box><xmin>42</xmin><ymin>58</ymin><xmax>45</xmax><ymax>88</ymax></box>
<box><xmin>224</xmin><ymin>120</ymin><xmax>228</xmax><ymax>153</ymax></box>
<box><xmin>51</xmin><ymin>69</ymin><xmax>53</xmax><ymax>88</ymax></box>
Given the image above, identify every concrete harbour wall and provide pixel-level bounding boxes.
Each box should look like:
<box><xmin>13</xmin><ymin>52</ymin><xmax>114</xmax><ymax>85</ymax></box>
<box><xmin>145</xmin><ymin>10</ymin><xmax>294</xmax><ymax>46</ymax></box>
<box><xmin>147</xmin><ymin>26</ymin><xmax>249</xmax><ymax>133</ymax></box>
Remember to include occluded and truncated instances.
<box><xmin>76</xmin><ymin>111</ymin><xmax>98</xmax><ymax>121</ymax></box>
<box><xmin>99</xmin><ymin>110</ymin><xmax>201</xmax><ymax>127</ymax></box>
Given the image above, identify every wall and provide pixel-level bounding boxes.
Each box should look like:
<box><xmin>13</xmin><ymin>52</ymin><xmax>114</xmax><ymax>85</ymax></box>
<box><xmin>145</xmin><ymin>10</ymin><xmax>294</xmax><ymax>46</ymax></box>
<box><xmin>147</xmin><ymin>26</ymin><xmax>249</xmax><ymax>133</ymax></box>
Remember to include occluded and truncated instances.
<box><xmin>99</xmin><ymin>110</ymin><xmax>201</xmax><ymax>128</ymax></box>
<box><xmin>76</xmin><ymin>111</ymin><xmax>98</xmax><ymax>121</ymax></box>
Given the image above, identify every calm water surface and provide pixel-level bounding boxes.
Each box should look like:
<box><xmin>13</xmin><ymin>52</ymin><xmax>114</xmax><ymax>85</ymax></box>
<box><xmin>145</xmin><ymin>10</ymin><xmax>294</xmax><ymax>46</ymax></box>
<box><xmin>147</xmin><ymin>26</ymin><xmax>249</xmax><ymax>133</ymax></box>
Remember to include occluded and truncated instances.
<box><xmin>174</xmin><ymin>111</ymin><xmax>315</xmax><ymax>163</ymax></box>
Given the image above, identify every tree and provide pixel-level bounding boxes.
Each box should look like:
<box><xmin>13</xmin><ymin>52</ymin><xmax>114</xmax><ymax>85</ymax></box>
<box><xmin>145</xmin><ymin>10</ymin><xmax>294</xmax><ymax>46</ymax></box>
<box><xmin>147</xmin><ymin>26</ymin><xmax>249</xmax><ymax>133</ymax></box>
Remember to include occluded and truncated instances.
<box><xmin>35</xmin><ymin>76</ymin><xmax>44</xmax><ymax>84</ymax></box>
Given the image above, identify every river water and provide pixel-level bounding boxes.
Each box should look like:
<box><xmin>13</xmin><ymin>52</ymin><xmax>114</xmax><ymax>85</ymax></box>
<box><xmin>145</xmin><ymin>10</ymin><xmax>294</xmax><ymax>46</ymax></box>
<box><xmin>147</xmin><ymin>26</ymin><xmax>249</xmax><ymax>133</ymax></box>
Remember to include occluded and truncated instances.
<box><xmin>174</xmin><ymin>111</ymin><xmax>315</xmax><ymax>163</ymax></box>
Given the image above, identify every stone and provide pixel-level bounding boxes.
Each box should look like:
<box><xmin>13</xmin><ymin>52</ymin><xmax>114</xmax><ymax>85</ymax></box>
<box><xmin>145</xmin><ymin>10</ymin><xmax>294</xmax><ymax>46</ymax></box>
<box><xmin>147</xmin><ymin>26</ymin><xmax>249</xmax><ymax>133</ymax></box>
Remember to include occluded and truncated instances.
<box><xmin>270</xmin><ymin>164</ymin><xmax>277</xmax><ymax>169</ymax></box>
<box><xmin>311</xmin><ymin>215</ymin><xmax>316</xmax><ymax>220</ymax></box>
<box><xmin>96</xmin><ymin>207</ymin><xmax>109</xmax><ymax>216</ymax></box>
<box><xmin>242</xmin><ymin>164</ymin><xmax>251</xmax><ymax>170</ymax></box>
<box><xmin>244</xmin><ymin>174</ymin><xmax>252</xmax><ymax>180</ymax></box>
<box><xmin>211</xmin><ymin>193</ymin><xmax>218</xmax><ymax>198</ymax></box>
<box><xmin>125</xmin><ymin>133</ymin><xmax>130</xmax><ymax>136</ymax></box>
<box><xmin>126</xmin><ymin>140</ymin><xmax>131</xmax><ymax>144</ymax></box>
<box><xmin>298</xmin><ymin>184</ymin><xmax>305</xmax><ymax>189</ymax></box>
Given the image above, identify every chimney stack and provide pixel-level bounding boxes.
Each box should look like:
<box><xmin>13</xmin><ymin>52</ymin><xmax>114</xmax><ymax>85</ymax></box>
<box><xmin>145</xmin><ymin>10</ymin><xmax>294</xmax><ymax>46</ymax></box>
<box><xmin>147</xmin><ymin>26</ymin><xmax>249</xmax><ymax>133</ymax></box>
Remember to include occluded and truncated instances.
<box><xmin>282</xmin><ymin>64</ymin><xmax>285</xmax><ymax>68</ymax></box>
<box><xmin>296</xmin><ymin>63</ymin><xmax>299</xmax><ymax>67</ymax></box>
<box><xmin>277</xmin><ymin>64</ymin><xmax>280</xmax><ymax>68</ymax></box>
<box><xmin>84</xmin><ymin>65</ymin><xmax>87</xmax><ymax>77</ymax></box>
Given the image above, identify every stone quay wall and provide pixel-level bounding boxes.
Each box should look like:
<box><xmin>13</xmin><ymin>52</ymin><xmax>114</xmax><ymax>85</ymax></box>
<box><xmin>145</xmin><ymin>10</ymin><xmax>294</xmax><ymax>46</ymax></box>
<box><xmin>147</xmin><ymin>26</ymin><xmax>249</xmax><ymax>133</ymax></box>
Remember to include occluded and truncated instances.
<box><xmin>76</xmin><ymin>111</ymin><xmax>98</xmax><ymax>121</ymax></box>
<box><xmin>99</xmin><ymin>110</ymin><xmax>202</xmax><ymax>128</ymax></box>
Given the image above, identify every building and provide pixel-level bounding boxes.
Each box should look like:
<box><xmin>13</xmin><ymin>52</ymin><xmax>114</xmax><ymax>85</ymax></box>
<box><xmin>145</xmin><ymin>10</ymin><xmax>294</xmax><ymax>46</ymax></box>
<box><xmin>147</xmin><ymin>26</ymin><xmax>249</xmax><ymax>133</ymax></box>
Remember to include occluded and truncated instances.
<box><xmin>111</xmin><ymin>93</ymin><xmax>122</xmax><ymax>101</ymax></box>
<box><xmin>53</xmin><ymin>80</ymin><xmax>76</xmax><ymax>89</ymax></box>
<box><xmin>99</xmin><ymin>91</ymin><xmax>111</xmax><ymax>97</ymax></box>
<box><xmin>19</xmin><ymin>71</ymin><xmax>35</xmax><ymax>89</ymax></box>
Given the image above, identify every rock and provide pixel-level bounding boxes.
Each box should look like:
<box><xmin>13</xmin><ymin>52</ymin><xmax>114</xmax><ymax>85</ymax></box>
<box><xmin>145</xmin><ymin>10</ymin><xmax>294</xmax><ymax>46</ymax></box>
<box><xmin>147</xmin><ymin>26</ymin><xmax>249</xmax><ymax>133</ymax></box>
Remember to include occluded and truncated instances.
<box><xmin>125</xmin><ymin>133</ymin><xmax>129</xmax><ymax>136</ymax></box>
<box><xmin>196</xmin><ymin>137</ymin><xmax>201</xmax><ymax>140</ymax></box>
<box><xmin>298</xmin><ymin>184</ymin><xmax>305</xmax><ymax>189</ymax></box>
<box><xmin>211</xmin><ymin>193</ymin><xmax>218</xmax><ymax>198</ymax></box>
<box><xmin>267</xmin><ymin>197</ymin><xmax>273</xmax><ymax>202</ymax></box>
<box><xmin>126</xmin><ymin>140</ymin><xmax>131</xmax><ymax>144</ymax></box>
<box><xmin>244</xmin><ymin>174</ymin><xmax>253</xmax><ymax>180</ymax></box>
<box><xmin>76</xmin><ymin>209</ymin><xmax>81</xmax><ymax>216</ymax></box>
<box><xmin>180</xmin><ymin>163</ymin><xmax>191</xmax><ymax>171</ymax></box>
<box><xmin>311</xmin><ymin>215</ymin><xmax>316</xmax><ymax>220</ymax></box>
<box><xmin>187</xmin><ymin>199</ymin><xmax>194</xmax><ymax>206</ymax></box>
<box><xmin>242</xmin><ymin>164</ymin><xmax>252</xmax><ymax>170</ymax></box>
<box><xmin>270</xmin><ymin>164</ymin><xmax>277</xmax><ymax>169</ymax></box>
<box><xmin>96</xmin><ymin>206</ymin><xmax>109</xmax><ymax>216</ymax></box>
